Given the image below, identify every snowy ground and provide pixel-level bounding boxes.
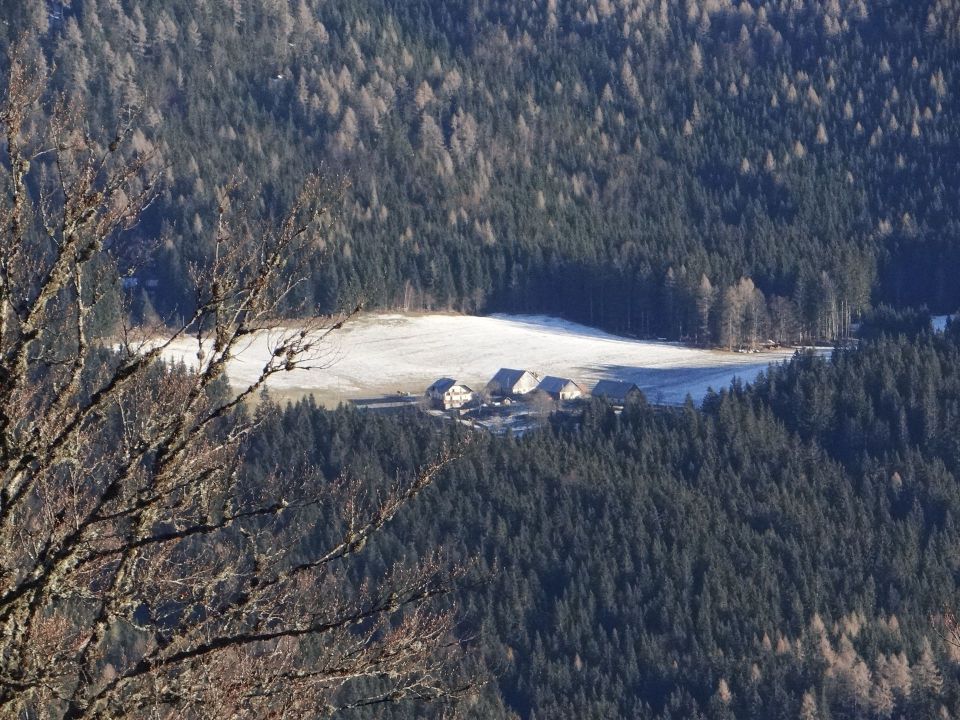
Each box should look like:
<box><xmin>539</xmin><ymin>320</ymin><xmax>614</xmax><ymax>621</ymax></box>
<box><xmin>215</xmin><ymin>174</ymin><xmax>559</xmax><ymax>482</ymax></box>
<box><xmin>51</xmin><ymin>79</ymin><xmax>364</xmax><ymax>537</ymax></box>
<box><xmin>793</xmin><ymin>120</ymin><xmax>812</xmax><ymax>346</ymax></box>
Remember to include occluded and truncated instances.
<box><xmin>160</xmin><ymin>313</ymin><xmax>812</xmax><ymax>407</ymax></box>
<box><xmin>932</xmin><ymin>314</ymin><xmax>957</xmax><ymax>333</ymax></box>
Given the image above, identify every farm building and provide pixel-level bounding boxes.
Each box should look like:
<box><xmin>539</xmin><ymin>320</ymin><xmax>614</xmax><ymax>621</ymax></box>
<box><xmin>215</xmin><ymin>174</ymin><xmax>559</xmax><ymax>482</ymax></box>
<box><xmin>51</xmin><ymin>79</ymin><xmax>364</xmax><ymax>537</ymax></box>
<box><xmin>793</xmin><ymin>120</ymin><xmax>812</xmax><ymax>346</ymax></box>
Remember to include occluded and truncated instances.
<box><xmin>486</xmin><ymin>368</ymin><xmax>541</xmax><ymax>397</ymax></box>
<box><xmin>425</xmin><ymin>378</ymin><xmax>477</xmax><ymax>409</ymax></box>
<box><xmin>593</xmin><ymin>380</ymin><xmax>643</xmax><ymax>405</ymax></box>
<box><xmin>537</xmin><ymin>376</ymin><xmax>586</xmax><ymax>401</ymax></box>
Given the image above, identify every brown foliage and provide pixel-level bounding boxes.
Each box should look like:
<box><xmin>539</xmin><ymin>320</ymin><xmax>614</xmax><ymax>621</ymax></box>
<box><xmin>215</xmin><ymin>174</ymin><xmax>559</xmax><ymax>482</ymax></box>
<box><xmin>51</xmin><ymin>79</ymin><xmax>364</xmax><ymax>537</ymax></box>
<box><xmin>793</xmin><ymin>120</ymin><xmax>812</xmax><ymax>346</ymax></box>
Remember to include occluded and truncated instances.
<box><xmin>0</xmin><ymin>43</ymin><xmax>467</xmax><ymax>719</ymax></box>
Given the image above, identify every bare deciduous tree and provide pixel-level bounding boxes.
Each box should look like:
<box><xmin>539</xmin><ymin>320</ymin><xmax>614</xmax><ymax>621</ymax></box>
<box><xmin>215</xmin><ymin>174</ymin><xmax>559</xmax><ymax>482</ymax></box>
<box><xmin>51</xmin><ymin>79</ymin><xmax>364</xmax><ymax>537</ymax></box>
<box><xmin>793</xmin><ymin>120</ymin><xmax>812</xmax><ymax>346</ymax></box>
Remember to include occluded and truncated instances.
<box><xmin>0</xmin><ymin>45</ymin><xmax>467</xmax><ymax>719</ymax></box>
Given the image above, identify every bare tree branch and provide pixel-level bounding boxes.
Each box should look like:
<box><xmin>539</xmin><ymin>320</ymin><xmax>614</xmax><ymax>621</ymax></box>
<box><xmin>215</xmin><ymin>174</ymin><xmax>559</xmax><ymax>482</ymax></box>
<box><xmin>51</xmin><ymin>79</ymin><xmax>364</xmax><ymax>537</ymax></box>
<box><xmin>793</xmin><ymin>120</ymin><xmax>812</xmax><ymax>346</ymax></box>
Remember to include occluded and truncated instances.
<box><xmin>0</xmin><ymin>40</ymin><xmax>469</xmax><ymax>720</ymax></box>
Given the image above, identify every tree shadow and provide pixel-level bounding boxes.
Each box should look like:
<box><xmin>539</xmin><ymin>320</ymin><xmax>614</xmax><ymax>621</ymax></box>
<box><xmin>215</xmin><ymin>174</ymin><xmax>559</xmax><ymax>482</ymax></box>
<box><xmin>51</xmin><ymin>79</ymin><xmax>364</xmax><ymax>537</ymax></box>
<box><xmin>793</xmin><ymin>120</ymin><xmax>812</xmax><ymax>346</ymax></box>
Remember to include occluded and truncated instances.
<box><xmin>582</xmin><ymin>361</ymin><xmax>783</xmax><ymax>405</ymax></box>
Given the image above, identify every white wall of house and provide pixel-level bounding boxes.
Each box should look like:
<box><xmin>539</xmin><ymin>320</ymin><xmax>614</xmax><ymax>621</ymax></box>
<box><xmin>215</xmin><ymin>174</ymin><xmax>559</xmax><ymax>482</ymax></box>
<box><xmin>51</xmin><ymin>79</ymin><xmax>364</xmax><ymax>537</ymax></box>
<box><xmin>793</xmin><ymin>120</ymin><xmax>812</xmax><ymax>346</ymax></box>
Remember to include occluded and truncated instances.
<box><xmin>440</xmin><ymin>385</ymin><xmax>475</xmax><ymax>409</ymax></box>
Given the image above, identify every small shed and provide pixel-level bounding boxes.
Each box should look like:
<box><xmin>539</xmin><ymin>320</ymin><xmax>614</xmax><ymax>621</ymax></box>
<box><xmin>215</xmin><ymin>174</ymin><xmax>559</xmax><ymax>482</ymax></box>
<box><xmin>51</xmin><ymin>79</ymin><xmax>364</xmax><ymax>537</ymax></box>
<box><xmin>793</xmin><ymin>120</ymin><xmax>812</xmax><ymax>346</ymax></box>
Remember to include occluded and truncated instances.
<box><xmin>592</xmin><ymin>380</ymin><xmax>643</xmax><ymax>405</ymax></box>
<box><xmin>537</xmin><ymin>376</ymin><xmax>586</xmax><ymax>401</ymax></box>
<box><xmin>425</xmin><ymin>378</ymin><xmax>476</xmax><ymax>410</ymax></box>
<box><xmin>486</xmin><ymin>368</ymin><xmax>541</xmax><ymax>397</ymax></box>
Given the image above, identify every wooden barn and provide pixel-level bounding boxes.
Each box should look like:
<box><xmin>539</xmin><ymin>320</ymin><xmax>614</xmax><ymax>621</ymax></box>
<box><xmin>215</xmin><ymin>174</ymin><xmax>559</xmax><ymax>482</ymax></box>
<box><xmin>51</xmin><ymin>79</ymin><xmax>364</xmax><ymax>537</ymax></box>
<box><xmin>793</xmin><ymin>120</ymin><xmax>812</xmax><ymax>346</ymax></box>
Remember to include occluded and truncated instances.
<box><xmin>592</xmin><ymin>380</ymin><xmax>643</xmax><ymax>405</ymax></box>
<box><xmin>486</xmin><ymin>368</ymin><xmax>541</xmax><ymax>397</ymax></box>
<box><xmin>537</xmin><ymin>376</ymin><xmax>586</xmax><ymax>401</ymax></box>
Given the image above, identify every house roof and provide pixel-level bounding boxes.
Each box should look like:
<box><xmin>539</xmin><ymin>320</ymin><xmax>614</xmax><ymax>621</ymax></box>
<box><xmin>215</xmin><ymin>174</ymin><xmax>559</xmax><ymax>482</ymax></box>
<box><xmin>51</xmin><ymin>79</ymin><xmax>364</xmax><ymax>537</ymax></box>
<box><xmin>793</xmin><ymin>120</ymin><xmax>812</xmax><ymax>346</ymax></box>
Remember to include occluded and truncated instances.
<box><xmin>488</xmin><ymin>368</ymin><xmax>537</xmax><ymax>389</ymax></box>
<box><xmin>426</xmin><ymin>377</ymin><xmax>458</xmax><ymax>394</ymax></box>
<box><xmin>593</xmin><ymin>380</ymin><xmax>642</xmax><ymax>401</ymax></box>
<box><xmin>538</xmin><ymin>376</ymin><xmax>584</xmax><ymax>395</ymax></box>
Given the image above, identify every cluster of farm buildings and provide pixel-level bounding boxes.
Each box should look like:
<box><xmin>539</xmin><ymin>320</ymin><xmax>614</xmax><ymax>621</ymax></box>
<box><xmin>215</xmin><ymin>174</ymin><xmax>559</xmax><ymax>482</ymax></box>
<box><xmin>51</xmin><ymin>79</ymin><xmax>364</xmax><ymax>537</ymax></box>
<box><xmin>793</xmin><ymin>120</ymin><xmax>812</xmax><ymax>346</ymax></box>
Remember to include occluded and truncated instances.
<box><xmin>425</xmin><ymin>369</ymin><xmax>643</xmax><ymax>410</ymax></box>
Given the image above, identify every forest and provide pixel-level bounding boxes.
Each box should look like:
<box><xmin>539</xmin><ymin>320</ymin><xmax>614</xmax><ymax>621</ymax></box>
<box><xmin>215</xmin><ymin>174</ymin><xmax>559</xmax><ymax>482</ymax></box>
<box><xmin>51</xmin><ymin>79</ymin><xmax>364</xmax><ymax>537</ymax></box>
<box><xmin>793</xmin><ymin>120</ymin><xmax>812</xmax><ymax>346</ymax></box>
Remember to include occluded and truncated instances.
<box><xmin>3</xmin><ymin>0</ymin><xmax>960</xmax><ymax>718</ymax></box>
<box><xmin>245</xmin><ymin>320</ymin><xmax>960</xmax><ymax>719</ymax></box>
<box><xmin>3</xmin><ymin>0</ymin><xmax>960</xmax><ymax>345</ymax></box>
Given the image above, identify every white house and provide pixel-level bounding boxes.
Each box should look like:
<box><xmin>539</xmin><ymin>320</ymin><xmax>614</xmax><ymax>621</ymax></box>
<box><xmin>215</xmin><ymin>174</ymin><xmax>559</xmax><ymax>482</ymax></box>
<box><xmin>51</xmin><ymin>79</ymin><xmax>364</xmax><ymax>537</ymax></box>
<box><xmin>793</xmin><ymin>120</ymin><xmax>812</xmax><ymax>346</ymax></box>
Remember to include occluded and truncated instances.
<box><xmin>486</xmin><ymin>368</ymin><xmax>541</xmax><ymax>397</ymax></box>
<box><xmin>537</xmin><ymin>376</ymin><xmax>586</xmax><ymax>401</ymax></box>
<box><xmin>425</xmin><ymin>378</ymin><xmax>476</xmax><ymax>409</ymax></box>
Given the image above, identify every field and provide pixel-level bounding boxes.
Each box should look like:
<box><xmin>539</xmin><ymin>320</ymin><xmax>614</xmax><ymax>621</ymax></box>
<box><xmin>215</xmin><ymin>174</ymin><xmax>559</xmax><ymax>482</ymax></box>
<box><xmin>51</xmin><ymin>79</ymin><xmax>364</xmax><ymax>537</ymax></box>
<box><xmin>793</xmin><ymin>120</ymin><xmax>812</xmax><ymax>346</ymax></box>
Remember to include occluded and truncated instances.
<box><xmin>162</xmin><ymin>313</ymin><xmax>807</xmax><ymax>407</ymax></box>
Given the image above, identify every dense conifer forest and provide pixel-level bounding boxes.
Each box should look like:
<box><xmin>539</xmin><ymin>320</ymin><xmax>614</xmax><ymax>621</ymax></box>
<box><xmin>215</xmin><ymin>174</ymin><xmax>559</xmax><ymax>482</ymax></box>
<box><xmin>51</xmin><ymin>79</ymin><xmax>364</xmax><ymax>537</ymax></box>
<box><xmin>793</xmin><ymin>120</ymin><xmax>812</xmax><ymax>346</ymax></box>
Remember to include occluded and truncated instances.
<box><xmin>3</xmin><ymin>0</ymin><xmax>959</xmax><ymax>343</ymax></box>
<box><xmin>247</xmin><ymin>321</ymin><xmax>960</xmax><ymax>718</ymax></box>
<box><xmin>5</xmin><ymin>1</ymin><xmax>960</xmax><ymax>717</ymax></box>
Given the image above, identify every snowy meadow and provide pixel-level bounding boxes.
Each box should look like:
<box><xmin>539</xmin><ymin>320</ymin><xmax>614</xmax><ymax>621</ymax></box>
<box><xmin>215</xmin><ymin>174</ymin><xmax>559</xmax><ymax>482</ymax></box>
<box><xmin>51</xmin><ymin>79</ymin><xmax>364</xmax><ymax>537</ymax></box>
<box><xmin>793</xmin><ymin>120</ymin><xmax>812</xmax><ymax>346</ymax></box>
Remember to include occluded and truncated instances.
<box><xmin>161</xmin><ymin>313</ymin><xmax>809</xmax><ymax>406</ymax></box>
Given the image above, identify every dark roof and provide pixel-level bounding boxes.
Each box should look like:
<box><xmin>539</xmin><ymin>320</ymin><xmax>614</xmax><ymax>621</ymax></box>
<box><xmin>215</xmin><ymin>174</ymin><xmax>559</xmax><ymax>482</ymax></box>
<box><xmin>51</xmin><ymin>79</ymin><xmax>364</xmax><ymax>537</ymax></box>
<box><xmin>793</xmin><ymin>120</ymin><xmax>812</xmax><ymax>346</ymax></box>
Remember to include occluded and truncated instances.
<box><xmin>488</xmin><ymin>368</ymin><xmax>535</xmax><ymax>389</ymax></box>
<box><xmin>426</xmin><ymin>377</ymin><xmax>457</xmax><ymax>394</ymax></box>
<box><xmin>593</xmin><ymin>380</ymin><xmax>642</xmax><ymax>402</ymax></box>
<box><xmin>538</xmin><ymin>376</ymin><xmax>583</xmax><ymax>394</ymax></box>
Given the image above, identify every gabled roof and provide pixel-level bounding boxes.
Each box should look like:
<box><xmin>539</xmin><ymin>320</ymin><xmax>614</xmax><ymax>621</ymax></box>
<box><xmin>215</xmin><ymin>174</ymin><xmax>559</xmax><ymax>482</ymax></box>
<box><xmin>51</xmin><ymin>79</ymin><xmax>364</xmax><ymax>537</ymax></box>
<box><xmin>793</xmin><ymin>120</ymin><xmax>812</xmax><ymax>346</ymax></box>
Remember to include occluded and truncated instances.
<box><xmin>426</xmin><ymin>377</ymin><xmax>458</xmax><ymax>394</ymax></box>
<box><xmin>593</xmin><ymin>379</ymin><xmax>642</xmax><ymax>402</ymax></box>
<box><xmin>538</xmin><ymin>376</ymin><xmax>584</xmax><ymax>394</ymax></box>
<box><xmin>488</xmin><ymin>368</ymin><xmax>537</xmax><ymax>388</ymax></box>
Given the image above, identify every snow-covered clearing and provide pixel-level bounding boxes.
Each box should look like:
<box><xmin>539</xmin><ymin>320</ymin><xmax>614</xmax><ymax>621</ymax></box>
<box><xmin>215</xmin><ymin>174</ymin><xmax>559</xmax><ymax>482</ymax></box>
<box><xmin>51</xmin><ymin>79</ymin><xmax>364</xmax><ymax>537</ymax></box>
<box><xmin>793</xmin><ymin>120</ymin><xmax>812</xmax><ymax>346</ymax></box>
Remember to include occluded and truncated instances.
<box><xmin>160</xmin><ymin>313</ymin><xmax>811</xmax><ymax>407</ymax></box>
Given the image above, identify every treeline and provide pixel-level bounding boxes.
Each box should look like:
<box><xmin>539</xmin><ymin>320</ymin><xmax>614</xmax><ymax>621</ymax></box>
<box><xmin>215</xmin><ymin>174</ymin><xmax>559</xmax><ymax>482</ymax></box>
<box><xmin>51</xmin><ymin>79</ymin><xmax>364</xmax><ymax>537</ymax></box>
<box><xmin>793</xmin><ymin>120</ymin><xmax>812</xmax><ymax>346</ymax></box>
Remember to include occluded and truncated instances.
<box><xmin>241</xmin><ymin>320</ymin><xmax>960</xmax><ymax>718</ymax></box>
<box><xmin>507</xmin><ymin>262</ymin><xmax>871</xmax><ymax>347</ymax></box>
<box><xmin>3</xmin><ymin>0</ymin><xmax>960</xmax><ymax>340</ymax></box>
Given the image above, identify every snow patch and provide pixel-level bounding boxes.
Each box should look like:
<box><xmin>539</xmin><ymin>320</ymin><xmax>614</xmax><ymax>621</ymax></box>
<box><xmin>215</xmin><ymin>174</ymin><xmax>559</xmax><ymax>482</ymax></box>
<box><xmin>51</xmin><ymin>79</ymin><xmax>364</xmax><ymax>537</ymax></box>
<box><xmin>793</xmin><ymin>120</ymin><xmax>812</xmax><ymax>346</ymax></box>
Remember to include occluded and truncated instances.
<box><xmin>932</xmin><ymin>314</ymin><xmax>956</xmax><ymax>333</ymax></box>
<box><xmin>160</xmin><ymin>313</ymin><xmax>809</xmax><ymax>407</ymax></box>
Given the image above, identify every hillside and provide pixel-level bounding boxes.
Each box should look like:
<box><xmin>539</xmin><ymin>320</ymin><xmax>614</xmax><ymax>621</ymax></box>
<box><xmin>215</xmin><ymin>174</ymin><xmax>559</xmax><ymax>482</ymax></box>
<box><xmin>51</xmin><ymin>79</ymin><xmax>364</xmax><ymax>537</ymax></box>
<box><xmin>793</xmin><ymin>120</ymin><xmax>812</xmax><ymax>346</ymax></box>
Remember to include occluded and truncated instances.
<box><xmin>5</xmin><ymin>3</ymin><xmax>960</xmax><ymax>719</ymax></box>
<box><xmin>248</xmin><ymin>323</ymin><xmax>960</xmax><ymax>719</ymax></box>
<box><xmin>3</xmin><ymin>0</ymin><xmax>959</xmax><ymax>343</ymax></box>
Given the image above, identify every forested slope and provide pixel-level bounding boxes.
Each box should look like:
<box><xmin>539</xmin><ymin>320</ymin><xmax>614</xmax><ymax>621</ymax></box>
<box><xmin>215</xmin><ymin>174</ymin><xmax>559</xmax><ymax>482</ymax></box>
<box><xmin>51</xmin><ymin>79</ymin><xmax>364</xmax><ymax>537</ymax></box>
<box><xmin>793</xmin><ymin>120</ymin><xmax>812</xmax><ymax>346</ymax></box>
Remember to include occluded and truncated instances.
<box><xmin>244</xmin><ymin>321</ymin><xmax>960</xmax><ymax>718</ymax></box>
<box><xmin>3</xmin><ymin>0</ymin><xmax>960</xmax><ymax>343</ymax></box>
<box><xmin>6</xmin><ymin>3</ymin><xmax>960</xmax><ymax>718</ymax></box>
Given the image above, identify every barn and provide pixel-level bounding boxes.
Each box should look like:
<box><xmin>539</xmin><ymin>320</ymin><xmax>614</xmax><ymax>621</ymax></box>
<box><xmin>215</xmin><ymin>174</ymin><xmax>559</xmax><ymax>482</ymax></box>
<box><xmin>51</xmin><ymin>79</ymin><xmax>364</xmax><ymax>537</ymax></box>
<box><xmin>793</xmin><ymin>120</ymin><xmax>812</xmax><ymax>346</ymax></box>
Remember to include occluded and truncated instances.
<box><xmin>592</xmin><ymin>380</ymin><xmax>643</xmax><ymax>405</ymax></box>
<box><xmin>486</xmin><ymin>368</ymin><xmax>541</xmax><ymax>397</ymax></box>
<box><xmin>537</xmin><ymin>376</ymin><xmax>586</xmax><ymax>401</ymax></box>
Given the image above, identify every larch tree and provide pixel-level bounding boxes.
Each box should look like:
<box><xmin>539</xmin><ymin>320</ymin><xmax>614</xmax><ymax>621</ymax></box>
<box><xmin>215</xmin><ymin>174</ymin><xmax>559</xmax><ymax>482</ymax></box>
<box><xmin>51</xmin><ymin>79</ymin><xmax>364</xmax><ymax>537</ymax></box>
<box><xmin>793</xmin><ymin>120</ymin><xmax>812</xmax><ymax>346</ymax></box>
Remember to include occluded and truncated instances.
<box><xmin>0</xmin><ymin>44</ymin><xmax>467</xmax><ymax>719</ymax></box>
<box><xmin>799</xmin><ymin>690</ymin><xmax>819</xmax><ymax>720</ymax></box>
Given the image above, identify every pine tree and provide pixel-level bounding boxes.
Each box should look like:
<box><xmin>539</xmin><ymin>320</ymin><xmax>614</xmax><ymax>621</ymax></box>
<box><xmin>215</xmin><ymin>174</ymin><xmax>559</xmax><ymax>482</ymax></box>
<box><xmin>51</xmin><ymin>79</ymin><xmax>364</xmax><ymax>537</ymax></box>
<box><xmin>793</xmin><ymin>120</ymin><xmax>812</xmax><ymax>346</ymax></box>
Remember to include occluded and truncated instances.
<box><xmin>696</xmin><ymin>274</ymin><xmax>715</xmax><ymax>346</ymax></box>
